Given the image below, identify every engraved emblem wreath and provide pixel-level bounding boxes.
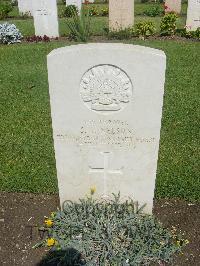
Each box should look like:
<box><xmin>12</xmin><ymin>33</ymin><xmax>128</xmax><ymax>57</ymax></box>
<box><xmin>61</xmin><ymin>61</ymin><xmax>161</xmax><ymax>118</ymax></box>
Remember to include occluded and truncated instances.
<box><xmin>80</xmin><ymin>64</ymin><xmax>133</xmax><ymax>114</ymax></box>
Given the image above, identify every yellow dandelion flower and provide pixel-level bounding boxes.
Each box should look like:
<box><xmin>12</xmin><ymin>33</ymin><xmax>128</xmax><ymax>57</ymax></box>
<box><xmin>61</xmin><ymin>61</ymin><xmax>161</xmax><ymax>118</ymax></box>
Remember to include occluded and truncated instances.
<box><xmin>47</xmin><ymin>238</ymin><xmax>56</xmax><ymax>247</ymax></box>
<box><xmin>90</xmin><ymin>186</ymin><xmax>96</xmax><ymax>195</ymax></box>
<box><xmin>45</xmin><ymin>219</ymin><xmax>53</xmax><ymax>227</ymax></box>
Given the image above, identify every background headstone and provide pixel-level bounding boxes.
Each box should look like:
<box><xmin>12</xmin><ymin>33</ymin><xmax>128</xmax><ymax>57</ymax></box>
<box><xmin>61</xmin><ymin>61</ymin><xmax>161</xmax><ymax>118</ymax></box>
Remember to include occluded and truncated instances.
<box><xmin>82</xmin><ymin>0</ymin><xmax>94</xmax><ymax>3</ymax></box>
<box><xmin>18</xmin><ymin>0</ymin><xmax>33</xmax><ymax>15</ymax></box>
<box><xmin>109</xmin><ymin>0</ymin><xmax>134</xmax><ymax>30</ymax></box>
<box><xmin>47</xmin><ymin>44</ymin><xmax>166</xmax><ymax>214</ymax></box>
<box><xmin>165</xmin><ymin>0</ymin><xmax>182</xmax><ymax>14</ymax></box>
<box><xmin>66</xmin><ymin>0</ymin><xmax>82</xmax><ymax>13</ymax></box>
<box><xmin>33</xmin><ymin>0</ymin><xmax>59</xmax><ymax>38</ymax></box>
<box><xmin>186</xmin><ymin>0</ymin><xmax>200</xmax><ymax>31</ymax></box>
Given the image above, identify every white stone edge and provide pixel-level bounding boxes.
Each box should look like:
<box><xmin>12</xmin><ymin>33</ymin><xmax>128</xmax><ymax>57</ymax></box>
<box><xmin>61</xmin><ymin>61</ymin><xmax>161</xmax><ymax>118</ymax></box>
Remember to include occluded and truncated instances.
<box><xmin>47</xmin><ymin>43</ymin><xmax>166</xmax><ymax>59</ymax></box>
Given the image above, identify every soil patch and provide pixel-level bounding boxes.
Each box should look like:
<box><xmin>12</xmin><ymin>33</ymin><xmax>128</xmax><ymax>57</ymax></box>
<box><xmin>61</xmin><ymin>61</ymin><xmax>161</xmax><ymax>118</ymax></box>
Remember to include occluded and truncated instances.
<box><xmin>19</xmin><ymin>35</ymin><xmax>200</xmax><ymax>45</ymax></box>
<box><xmin>0</xmin><ymin>192</ymin><xmax>199</xmax><ymax>265</ymax></box>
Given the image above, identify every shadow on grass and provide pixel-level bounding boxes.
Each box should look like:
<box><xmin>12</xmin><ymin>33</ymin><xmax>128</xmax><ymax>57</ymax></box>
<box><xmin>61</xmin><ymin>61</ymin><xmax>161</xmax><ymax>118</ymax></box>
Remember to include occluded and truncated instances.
<box><xmin>37</xmin><ymin>248</ymin><xmax>86</xmax><ymax>266</ymax></box>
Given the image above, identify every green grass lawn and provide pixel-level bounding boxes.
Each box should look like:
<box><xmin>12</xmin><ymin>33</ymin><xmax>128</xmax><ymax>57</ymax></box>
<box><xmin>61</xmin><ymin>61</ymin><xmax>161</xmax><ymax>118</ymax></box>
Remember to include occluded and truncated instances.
<box><xmin>0</xmin><ymin>39</ymin><xmax>199</xmax><ymax>201</ymax></box>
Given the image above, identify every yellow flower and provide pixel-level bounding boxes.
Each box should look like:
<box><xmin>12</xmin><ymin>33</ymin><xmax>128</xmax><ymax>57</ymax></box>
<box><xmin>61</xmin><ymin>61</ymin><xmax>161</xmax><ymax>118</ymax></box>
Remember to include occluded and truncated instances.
<box><xmin>46</xmin><ymin>238</ymin><xmax>56</xmax><ymax>247</ymax></box>
<box><xmin>176</xmin><ymin>240</ymin><xmax>180</xmax><ymax>246</ymax></box>
<box><xmin>90</xmin><ymin>186</ymin><xmax>96</xmax><ymax>195</ymax></box>
<box><xmin>185</xmin><ymin>239</ymin><xmax>189</xmax><ymax>244</ymax></box>
<box><xmin>45</xmin><ymin>219</ymin><xmax>53</xmax><ymax>227</ymax></box>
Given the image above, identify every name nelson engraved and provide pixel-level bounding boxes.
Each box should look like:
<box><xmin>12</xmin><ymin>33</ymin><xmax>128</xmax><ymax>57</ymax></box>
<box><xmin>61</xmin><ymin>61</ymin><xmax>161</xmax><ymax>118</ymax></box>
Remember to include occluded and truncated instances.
<box><xmin>56</xmin><ymin>119</ymin><xmax>156</xmax><ymax>148</ymax></box>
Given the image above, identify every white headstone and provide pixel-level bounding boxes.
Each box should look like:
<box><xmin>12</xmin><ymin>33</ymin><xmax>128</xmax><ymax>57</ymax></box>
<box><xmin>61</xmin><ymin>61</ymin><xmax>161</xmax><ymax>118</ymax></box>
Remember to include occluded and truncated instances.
<box><xmin>109</xmin><ymin>0</ymin><xmax>134</xmax><ymax>30</ymax></box>
<box><xmin>18</xmin><ymin>0</ymin><xmax>33</xmax><ymax>15</ymax></box>
<box><xmin>66</xmin><ymin>0</ymin><xmax>82</xmax><ymax>13</ymax></box>
<box><xmin>82</xmin><ymin>0</ymin><xmax>94</xmax><ymax>3</ymax></box>
<box><xmin>33</xmin><ymin>0</ymin><xmax>59</xmax><ymax>38</ymax></box>
<box><xmin>165</xmin><ymin>0</ymin><xmax>182</xmax><ymax>14</ymax></box>
<box><xmin>186</xmin><ymin>0</ymin><xmax>200</xmax><ymax>31</ymax></box>
<box><xmin>47</xmin><ymin>44</ymin><xmax>166</xmax><ymax>214</ymax></box>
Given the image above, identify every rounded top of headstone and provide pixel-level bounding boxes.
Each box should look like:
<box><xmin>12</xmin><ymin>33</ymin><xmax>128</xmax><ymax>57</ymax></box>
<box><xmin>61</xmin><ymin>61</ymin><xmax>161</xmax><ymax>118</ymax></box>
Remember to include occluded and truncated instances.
<box><xmin>47</xmin><ymin>44</ymin><xmax>166</xmax><ymax>59</ymax></box>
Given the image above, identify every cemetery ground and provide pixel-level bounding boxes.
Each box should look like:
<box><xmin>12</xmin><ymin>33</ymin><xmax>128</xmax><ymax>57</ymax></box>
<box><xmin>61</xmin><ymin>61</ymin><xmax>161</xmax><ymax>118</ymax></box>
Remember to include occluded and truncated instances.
<box><xmin>0</xmin><ymin>39</ymin><xmax>200</xmax><ymax>265</ymax></box>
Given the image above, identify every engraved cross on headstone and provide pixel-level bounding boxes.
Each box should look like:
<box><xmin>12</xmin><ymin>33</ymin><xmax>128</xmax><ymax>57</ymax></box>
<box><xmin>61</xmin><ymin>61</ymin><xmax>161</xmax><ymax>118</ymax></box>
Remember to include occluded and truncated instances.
<box><xmin>89</xmin><ymin>151</ymin><xmax>123</xmax><ymax>198</ymax></box>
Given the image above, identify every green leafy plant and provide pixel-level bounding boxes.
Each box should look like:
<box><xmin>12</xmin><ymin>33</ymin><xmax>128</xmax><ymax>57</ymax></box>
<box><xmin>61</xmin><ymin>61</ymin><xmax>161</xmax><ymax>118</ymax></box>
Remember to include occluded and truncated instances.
<box><xmin>135</xmin><ymin>21</ymin><xmax>156</xmax><ymax>39</ymax></box>
<box><xmin>101</xmin><ymin>7</ymin><xmax>108</xmax><ymax>16</ymax></box>
<box><xmin>160</xmin><ymin>13</ymin><xmax>178</xmax><ymax>36</ymax></box>
<box><xmin>0</xmin><ymin>1</ymin><xmax>13</xmax><ymax>20</ymax></box>
<box><xmin>36</xmin><ymin>193</ymin><xmax>188</xmax><ymax>265</ymax></box>
<box><xmin>37</xmin><ymin>249</ymin><xmax>86</xmax><ymax>266</ymax></box>
<box><xmin>104</xmin><ymin>26</ymin><xmax>134</xmax><ymax>40</ymax></box>
<box><xmin>178</xmin><ymin>27</ymin><xmax>200</xmax><ymax>40</ymax></box>
<box><xmin>144</xmin><ymin>5</ymin><xmax>163</xmax><ymax>17</ymax></box>
<box><xmin>195</xmin><ymin>27</ymin><xmax>200</xmax><ymax>39</ymax></box>
<box><xmin>66</xmin><ymin>6</ymin><xmax>91</xmax><ymax>42</ymax></box>
<box><xmin>88</xmin><ymin>6</ymin><xmax>99</xmax><ymax>16</ymax></box>
<box><xmin>63</xmin><ymin>4</ymin><xmax>78</xmax><ymax>18</ymax></box>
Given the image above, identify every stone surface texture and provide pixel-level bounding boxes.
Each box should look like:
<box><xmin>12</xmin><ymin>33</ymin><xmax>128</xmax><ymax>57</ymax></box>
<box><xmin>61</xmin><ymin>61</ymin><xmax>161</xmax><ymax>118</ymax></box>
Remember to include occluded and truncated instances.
<box><xmin>186</xmin><ymin>0</ymin><xmax>200</xmax><ymax>31</ymax></box>
<box><xmin>109</xmin><ymin>0</ymin><xmax>134</xmax><ymax>30</ymax></box>
<box><xmin>165</xmin><ymin>0</ymin><xmax>182</xmax><ymax>14</ymax></box>
<box><xmin>47</xmin><ymin>44</ymin><xmax>166</xmax><ymax>214</ymax></box>
<box><xmin>18</xmin><ymin>0</ymin><xmax>33</xmax><ymax>15</ymax></box>
<box><xmin>33</xmin><ymin>0</ymin><xmax>59</xmax><ymax>37</ymax></box>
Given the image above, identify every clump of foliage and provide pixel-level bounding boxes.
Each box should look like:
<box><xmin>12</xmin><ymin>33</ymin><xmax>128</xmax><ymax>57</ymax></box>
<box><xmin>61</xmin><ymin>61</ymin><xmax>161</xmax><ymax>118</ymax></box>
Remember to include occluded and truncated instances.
<box><xmin>104</xmin><ymin>26</ymin><xmax>134</xmax><ymax>40</ymax></box>
<box><xmin>0</xmin><ymin>1</ymin><xmax>13</xmax><ymax>20</ymax></box>
<box><xmin>88</xmin><ymin>6</ymin><xmax>99</xmax><ymax>16</ymax></box>
<box><xmin>11</xmin><ymin>0</ymin><xmax>18</xmax><ymax>6</ymax></box>
<box><xmin>63</xmin><ymin>4</ymin><xmax>78</xmax><ymax>18</ymax></box>
<box><xmin>19</xmin><ymin>11</ymin><xmax>32</xmax><ymax>19</ymax></box>
<box><xmin>101</xmin><ymin>7</ymin><xmax>109</xmax><ymax>16</ymax></box>
<box><xmin>160</xmin><ymin>12</ymin><xmax>178</xmax><ymax>36</ymax></box>
<box><xmin>66</xmin><ymin>7</ymin><xmax>91</xmax><ymax>42</ymax></box>
<box><xmin>0</xmin><ymin>23</ymin><xmax>22</xmax><ymax>44</ymax></box>
<box><xmin>87</xmin><ymin>6</ymin><xmax>109</xmax><ymax>17</ymax></box>
<box><xmin>37</xmin><ymin>249</ymin><xmax>86</xmax><ymax>266</ymax></box>
<box><xmin>26</xmin><ymin>35</ymin><xmax>53</xmax><ymax>43</ymax></box>
<box><xmin>195</xmin><ymin>27</ymin><xmax>200</xmax><ymax>39</ymax></box>
<box><xmin>178</xmin><ymin>27</ymin><xmax>200</xmax><ymax>40</ymax></box>
<box><xmin>135</xmin><ymin>21</ymin><xmax>156</xmax><ymax>39</ymax></box>
<box><xmin>35</xmin><ymin>193</ymin><xmax>187</xmax><ymax>265</ymax></box>
<box><xmin>144</xmin><ymin>5</ymin><xmax>163</xmax><ymax>17</ymax></box>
